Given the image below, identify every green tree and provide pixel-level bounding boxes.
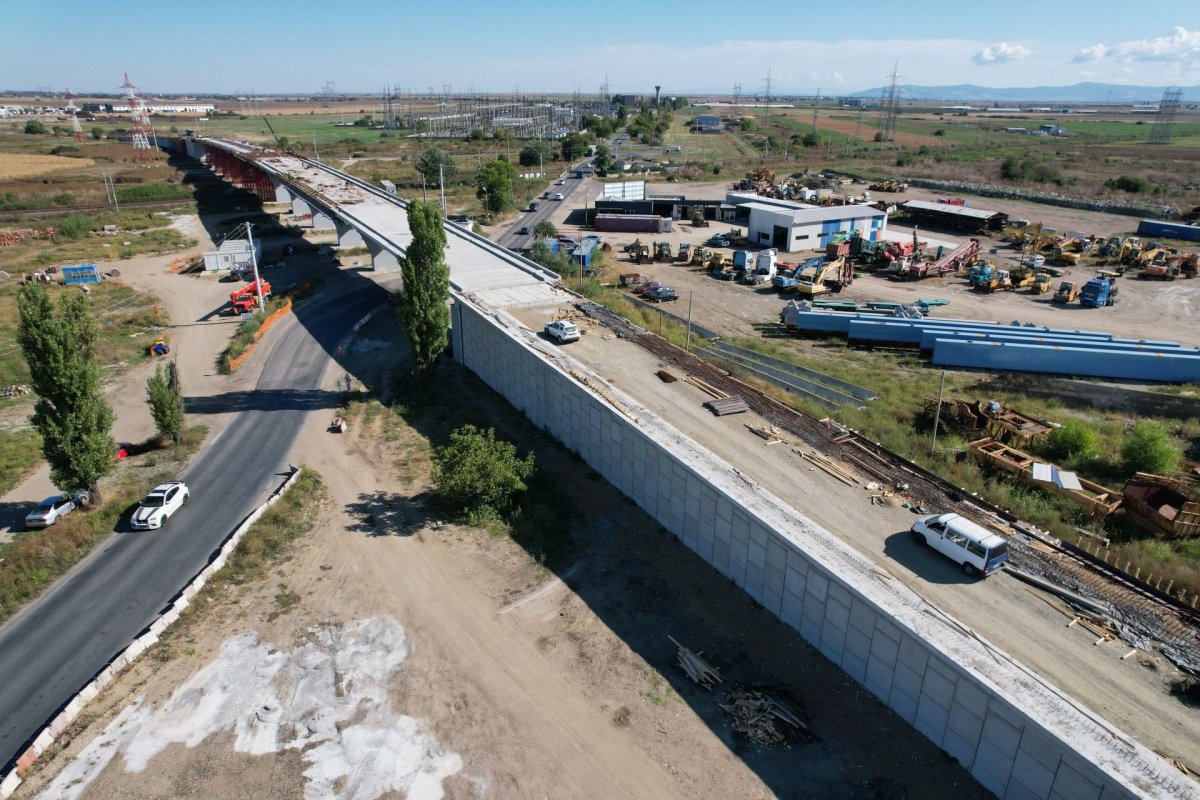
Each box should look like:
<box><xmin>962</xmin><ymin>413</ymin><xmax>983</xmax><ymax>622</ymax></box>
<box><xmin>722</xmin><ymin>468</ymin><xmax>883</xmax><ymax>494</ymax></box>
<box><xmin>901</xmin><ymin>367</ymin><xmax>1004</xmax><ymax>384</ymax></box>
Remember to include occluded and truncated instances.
<box><xmin>146</xmin><ymin>362</ymin><xmax>185</xmax><ymax>445</ymax></box>
<box><xmin>1121</xmin><ymin>420</ymin><xmax>1182</xmax><ymax>475</ymax></box>
<box><xmin>466</xmin><ymin>128</ymin><xmax>487</xmax><ymax>141</ymax></box>
<box><xmin>560</xmin><ymin>132</ymin><xmax>591</xmax><ymax>161</ymax></box>
<box><xmin>532</xmin><ymin>220</ymin><xmax>557</xmax><ymax>239</ymax></box>
<box><xmin>432</xmin><ymin>424</ymin><xmax>535</xmax><ymax>523</ymax></box>
<box><xmin>416</xmin><ymin>146</ymin><xmax>458</xmax><ymax>188</ymax></box>
<box><xmin>518</xmin><ymin>140</ymin><xmax>554</xmax><ymax>168</ymax></box>
<box><xmin>17</xmin><ymin>284</ymin><xmax>116</xmax><ymax>503</ymax></box>
<box><xmin>51</xmin><ymin>125</ymin><xmax>70</xmax><ymax>137</ymax></box>
<box><xmin>475</xmin><ymin>158</ymin><xmax>517</xmax><ymax>213</ymax></box>
<box><xmin>395</xmin><ymin>200</ymin><xmax>450</xmax><ymax>377</ymax></box>
<box><xmin>23</xmin><ymin>120</ymin><xmax>47</xmax><ymax>135</ymax></box>
<box><xmin>277</xmin><ymin>135</ymin><xmax>290</xmax><ymax>151</ymax></box>
<box><xmin>801</xmin><ymin>132</ymin><xmax>820</xmax><ymax>148</ymax></box>
<box><xmin>90</xmin><ymin>126</ymin><xmax>104</xmax><ymax>140</ymax></box>
<box><xmin>1046</xmin><ymin>419</ymin><xmax>1099</xmax><ymax>462</ymax></box>
<box><xmin>592</xmin><ymin>144</ymin><xmax>613</xmax><ymax>172</ymax></box>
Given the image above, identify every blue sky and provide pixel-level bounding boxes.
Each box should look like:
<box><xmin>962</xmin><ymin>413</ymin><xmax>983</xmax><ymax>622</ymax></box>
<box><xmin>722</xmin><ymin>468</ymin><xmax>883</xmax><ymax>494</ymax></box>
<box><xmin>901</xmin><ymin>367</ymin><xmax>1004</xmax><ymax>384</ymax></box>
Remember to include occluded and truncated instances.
<box><xmin>3</xmin><ymin>0</ymin><xmax>1199</xmax><ymax>94</ymax></box>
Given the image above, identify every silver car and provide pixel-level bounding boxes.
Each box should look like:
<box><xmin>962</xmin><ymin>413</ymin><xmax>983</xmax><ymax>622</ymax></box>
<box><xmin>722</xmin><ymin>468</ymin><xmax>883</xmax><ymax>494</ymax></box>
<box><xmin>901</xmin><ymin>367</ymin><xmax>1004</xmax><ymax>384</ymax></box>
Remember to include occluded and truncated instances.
<box><xmin>25</xmin><ymin>494</ymin><xmax>86</xmax><ymax>529</ymax></box>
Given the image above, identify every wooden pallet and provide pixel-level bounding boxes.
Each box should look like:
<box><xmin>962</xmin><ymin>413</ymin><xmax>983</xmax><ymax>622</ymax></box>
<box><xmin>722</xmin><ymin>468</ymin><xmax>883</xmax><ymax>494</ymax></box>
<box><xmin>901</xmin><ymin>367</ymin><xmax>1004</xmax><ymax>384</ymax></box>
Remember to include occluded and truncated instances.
<box><xmin>705</xmin><ymin>396</ymin><xmax>749</xmax><ymax>416</ymax></box>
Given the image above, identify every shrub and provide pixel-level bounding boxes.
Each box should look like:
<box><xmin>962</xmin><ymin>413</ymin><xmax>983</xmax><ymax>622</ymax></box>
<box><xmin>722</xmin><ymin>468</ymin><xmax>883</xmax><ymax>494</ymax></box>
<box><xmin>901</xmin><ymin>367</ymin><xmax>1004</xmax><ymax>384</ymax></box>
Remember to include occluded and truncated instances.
<box><xmin>1121</xmin><ymin>420</ymin><xmax>1182</xmax><ymax>475</ymax></box>
<box><xmin>431</xmin><ymin>425</ymin><xmax>535</xmax><ymax>523</ymax></box>
<box><xmin>1047</xmin><ymin>420</ymin><xmax>1099</xmax><ymax>462</ymax></box>
<box><xmin>23</xmin><ymin>120</ymin><xmax>46</xmax><ymax>135</ymax></box>
<box><xmin>57</xmin><ymin>214</ymin><xmax>94</xmax><ymax>240</ymax></box>
<box><xmin>1104</xmin><ymin>175</ymin><xmax>1149</xmax><ymax>194</ymax></box>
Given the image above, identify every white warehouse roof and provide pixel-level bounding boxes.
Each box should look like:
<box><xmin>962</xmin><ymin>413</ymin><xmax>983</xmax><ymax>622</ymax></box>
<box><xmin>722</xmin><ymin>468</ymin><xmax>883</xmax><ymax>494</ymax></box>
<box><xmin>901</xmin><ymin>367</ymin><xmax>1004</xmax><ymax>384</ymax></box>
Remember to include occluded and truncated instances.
<box><xmin>901</xmin><ymin>199</ymin><xmax>999</xmax><ymax>221</ymax></box>
<box><xmin>741</xmin><ymin>201</ymin><xmax>885</xmax><ymax>223</ymax></box>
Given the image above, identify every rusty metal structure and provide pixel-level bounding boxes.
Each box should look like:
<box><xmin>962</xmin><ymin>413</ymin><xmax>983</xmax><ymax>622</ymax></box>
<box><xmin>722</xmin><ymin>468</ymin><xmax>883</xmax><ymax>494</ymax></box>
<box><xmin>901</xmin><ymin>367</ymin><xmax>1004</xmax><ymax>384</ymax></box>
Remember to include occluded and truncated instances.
<box><xmin>969</xmin><ymin>437</ymin><xmax>1123</xmax><ymax>519</ymax></box>
<box><xmin>121</xmin><ymin>72</ymin><xmax>155</xmax><ymax>164</ymax></box>
<box><xmin>1123</xmin><ymin>473</ymin><xmax>1200</xmax><ymax>539</ymax></box>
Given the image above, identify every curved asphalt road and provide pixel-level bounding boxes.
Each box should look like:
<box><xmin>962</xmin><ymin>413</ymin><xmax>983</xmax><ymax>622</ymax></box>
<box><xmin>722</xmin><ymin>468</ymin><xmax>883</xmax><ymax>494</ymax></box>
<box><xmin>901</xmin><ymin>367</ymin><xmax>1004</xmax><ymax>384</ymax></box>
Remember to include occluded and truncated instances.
<box><xmin>0</xmin><ymin>280</ymin><xmax>388</xmax><ymax>770</ymax></box>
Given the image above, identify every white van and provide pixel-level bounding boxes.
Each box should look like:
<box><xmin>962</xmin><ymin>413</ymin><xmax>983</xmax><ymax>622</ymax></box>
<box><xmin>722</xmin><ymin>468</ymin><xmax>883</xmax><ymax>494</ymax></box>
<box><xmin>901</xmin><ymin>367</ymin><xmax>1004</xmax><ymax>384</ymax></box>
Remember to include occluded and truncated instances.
<box><xmin>910</xmin><ymin>513</ymin><xmax>1008</xmax><ymax>577</ymax></box>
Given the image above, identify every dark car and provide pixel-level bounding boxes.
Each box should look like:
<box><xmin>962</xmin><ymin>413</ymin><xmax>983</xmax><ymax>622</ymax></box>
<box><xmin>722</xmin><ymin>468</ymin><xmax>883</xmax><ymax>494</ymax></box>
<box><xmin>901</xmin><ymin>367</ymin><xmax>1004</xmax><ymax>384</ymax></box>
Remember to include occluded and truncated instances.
<box><xmin>645</xmin><ymin>287</ymin><xmax>679</xmax><ymax>302</ymax></box>
<box><xmin>517</xmin><ymin>226</ymin><xmax>531</xmax><ymax>235</ymax></box>
<box><xmin>632</xmin><ymin>282</ymin><xmax>663</xmax><ymax>296</ymax></box>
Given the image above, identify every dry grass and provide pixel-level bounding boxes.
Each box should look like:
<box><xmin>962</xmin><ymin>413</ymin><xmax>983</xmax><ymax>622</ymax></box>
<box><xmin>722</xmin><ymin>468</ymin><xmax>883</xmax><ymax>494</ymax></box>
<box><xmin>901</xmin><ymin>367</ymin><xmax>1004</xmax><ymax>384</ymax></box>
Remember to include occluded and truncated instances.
<box><xmin>0</xmin><ymin>153</ymin><xmax>95</xmax><ymax>180</ymax></box>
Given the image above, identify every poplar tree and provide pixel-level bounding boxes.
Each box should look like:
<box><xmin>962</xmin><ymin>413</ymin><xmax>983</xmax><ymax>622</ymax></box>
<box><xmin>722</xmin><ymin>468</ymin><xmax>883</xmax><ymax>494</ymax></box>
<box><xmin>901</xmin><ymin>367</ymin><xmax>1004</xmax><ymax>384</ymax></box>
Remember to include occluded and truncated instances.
<box><xmin>17</xmin><ymin>284</ymin><xmax>116</xmax><ymax>503</ymax></box>
<box><xmin>396</xmin><ymin>200</ymin><xmax>450</xmax><ymax>377</ymax></box>
<box><xmin>146</xmin><ymin>361</ymin><xmax>185</xmax><ymax>445</ymax></box>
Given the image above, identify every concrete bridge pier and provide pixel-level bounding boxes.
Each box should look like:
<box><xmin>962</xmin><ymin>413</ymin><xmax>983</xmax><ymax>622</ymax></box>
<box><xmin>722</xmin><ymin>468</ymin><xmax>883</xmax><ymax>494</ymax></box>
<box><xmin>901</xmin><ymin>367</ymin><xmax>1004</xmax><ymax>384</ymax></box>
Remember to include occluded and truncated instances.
<box><xmin>335</xmin><ymin>221</ymin><xmax>365</xmax><ymax>248</ymax></box>
<box><xmin>311</xmin><ymin>209</ymin><xmax>337</xmax><ymax>232</ymax></box>
<box><xmin>289</xmin><ymin>194</ymin><xmax>312</xmax><ymax>218</ymax></box>
<box><xmin>270</xmin><ymin>178</ymin><xmax>293</xmax><ymax>204</ymax></box>
<box><xmin>365</xmin><ymin>239</ymin><xmax>401</xmax><ymax>272</ymax></box>
<box><xmin>185</xmin><ymin>139</ymin><xmax>207</xmax><ymax>160</ymax></box>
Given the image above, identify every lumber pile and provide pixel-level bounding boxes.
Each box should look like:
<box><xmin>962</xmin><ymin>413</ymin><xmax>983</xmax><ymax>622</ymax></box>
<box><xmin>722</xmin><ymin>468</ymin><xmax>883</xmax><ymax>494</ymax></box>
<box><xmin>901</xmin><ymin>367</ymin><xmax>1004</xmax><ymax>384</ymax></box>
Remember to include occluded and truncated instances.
<box><xmin>719</xmin><ymin>688</ymin><xmax>807</xmax><ymax>748</ymax></box>
<box><xmin>656</xmin><ymin>369</ymin><xmax>678</xmax><ymax>383</ymax></box>
<box><xmin>794</xmin><ymin>449</ymin><xmax>858</xmax><ymax>486</ymax></box>
<box><xmin>685</xmin><ymin>374</ymin><xmax>727</xmax><ymax>398</ymax></box>
<box><xmin>747</xmin><ymin>424</ymin><xmax>785</xmax><ymax>445</ymax></box>
<box><xmin>669</xmin><ymin>636</ymin><xmax>723</xmax><ymax>689</ymax></box>
<box><xmin>705</xmin><ymin>396</ymin><xmax>749</xmax><ymax>416</ymax></box>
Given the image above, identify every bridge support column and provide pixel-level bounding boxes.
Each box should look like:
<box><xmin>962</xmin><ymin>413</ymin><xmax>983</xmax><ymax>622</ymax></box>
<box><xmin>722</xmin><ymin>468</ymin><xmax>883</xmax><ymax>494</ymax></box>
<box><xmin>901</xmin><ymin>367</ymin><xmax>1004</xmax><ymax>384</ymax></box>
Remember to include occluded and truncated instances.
<box><xmin>185</xmin><ymin>139</ymin><xmax>206</xmax><ymax>159</ymax></box>
<box><xmin>270</xmin><ymin>178</ymin><xmax>293</xmax><ymax>204</ymax></box>
<box><xmin>335</xmin><ymin>221</ymin><xmax>364</xmax><ymax>247</ymax></box>
<box><xmin>366</xmin><ymin>240</ymin><xmax>400</xmax><ymax>272</ymax></box>
<box><xmin>311</xmin><ymin>209</ymin><xmax>336</xmax><ymax>231</ymax></box>
<box><xmin>290</xmin><ymin>195</ymin><xmax>312</xmax><ymax>218</ymax></box>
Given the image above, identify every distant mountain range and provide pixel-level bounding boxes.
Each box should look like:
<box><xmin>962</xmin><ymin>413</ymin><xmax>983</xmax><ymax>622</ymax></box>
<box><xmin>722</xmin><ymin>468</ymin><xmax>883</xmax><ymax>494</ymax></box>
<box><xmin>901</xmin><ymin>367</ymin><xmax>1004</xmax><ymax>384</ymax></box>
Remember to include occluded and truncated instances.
<box><xmin>848</xmin><ymin>82</ymin><xmax>1200</xmax><ymax>104</ymax></box>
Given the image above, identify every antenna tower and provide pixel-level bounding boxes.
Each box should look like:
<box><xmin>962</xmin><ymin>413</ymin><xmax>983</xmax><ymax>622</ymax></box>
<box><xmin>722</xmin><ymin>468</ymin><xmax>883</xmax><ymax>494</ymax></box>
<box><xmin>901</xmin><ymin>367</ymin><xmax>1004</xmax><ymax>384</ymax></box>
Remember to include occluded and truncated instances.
<box><xmin>1149</xmin><ymin>86</ymin><xmax>1182</xmax><ymax>145</ymax></box>
<box><xmin>121</xmin><ymin>72</ymin><xmax>154</xmax><ymax>164</ymax></box>
<box><xmin>65</xmin><ymin>88</ymin><xmax>85</xmax><ymax>142</ymax></box>
<box><xmin>879</xmin><ymin>62</ymin><xmax>901</xmax><ymax>142</ymax></box>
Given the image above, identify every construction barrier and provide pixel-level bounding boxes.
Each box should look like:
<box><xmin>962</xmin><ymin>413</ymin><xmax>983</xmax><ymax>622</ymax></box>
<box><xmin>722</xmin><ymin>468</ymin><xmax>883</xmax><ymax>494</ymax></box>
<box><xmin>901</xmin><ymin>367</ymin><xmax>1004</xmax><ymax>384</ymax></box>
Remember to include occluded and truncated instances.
<box><xmin>0</xmin><ymin>467</ymin><xmax>304</xmax><ymax>798</ymax></box>
<box><xmin>226</xmin><ymin>299</ymin><xmax>293</xmax><ymax>373</ymax></box>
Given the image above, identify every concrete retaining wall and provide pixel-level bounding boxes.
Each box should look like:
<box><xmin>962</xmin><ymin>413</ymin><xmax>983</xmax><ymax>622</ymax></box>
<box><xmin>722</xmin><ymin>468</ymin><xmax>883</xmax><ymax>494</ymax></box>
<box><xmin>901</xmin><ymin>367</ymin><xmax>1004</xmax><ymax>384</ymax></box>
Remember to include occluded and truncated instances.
<box><xmin>452</xmin><ymin>295</ymin><xmax>1195</xmax><ymax>800</ymax></box>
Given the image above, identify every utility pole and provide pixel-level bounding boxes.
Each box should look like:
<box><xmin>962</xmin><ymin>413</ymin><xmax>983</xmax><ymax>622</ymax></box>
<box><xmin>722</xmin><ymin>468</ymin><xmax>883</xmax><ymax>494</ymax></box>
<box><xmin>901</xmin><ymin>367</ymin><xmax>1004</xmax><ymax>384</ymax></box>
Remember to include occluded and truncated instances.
<box><xmin>439</xmin><ymin>163</ymin><xmax>447</xmax><ymax>215</ymax></box>
<box><xmin>312</xmin><ymin>132</ymin><xmax>320</xmax><ymax>162</ymax></box>
<box><xmin>685</xmin><ymin>290</ymin><xmax>694</xmax><ymax>352</ymax></box>
<box><xmin>930</xmin><ymin>370</ymin><xmax>946</xmax><ymax>457</ymax></box>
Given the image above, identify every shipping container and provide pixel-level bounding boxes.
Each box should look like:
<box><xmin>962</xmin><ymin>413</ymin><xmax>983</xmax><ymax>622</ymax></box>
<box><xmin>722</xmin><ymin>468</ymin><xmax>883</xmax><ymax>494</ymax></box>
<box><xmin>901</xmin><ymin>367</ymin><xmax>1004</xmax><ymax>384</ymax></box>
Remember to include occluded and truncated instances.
<box><xmin>1136</xmin><ymin>219</ymin><xmax>1200</xmax><ymax>243</ymax></box>
<box><xmin>594</xmin><ymin>214</ymin><xmax>671</xmax><ymax>234</ymax></box>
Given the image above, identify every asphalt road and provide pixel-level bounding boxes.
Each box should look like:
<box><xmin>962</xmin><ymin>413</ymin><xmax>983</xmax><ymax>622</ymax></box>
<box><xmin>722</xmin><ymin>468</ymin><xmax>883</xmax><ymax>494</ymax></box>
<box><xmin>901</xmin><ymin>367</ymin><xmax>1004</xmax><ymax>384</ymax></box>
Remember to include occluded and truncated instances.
<box><xmin>494</xmin><ymin>161</ymin><xmax>591</xmax><ymax>250</ymax></box>
<box><xmin>0</xmin><ymin>280</ymin><xmax>388</xmax><ymax>770</ymax></box>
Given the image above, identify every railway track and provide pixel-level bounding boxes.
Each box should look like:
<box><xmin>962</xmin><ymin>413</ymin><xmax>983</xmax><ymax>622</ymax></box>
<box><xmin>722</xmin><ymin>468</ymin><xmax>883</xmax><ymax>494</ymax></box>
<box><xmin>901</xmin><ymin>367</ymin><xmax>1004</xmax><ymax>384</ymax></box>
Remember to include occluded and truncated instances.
<box><xmin>579</xmin><ymin>301</ymin><xmax>1200</xmax><ymax>676</ymax></box>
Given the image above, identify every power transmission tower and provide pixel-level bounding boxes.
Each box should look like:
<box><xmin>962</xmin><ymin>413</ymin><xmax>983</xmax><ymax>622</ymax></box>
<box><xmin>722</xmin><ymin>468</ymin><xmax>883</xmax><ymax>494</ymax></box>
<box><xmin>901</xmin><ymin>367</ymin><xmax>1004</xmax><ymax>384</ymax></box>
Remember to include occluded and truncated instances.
<box><xmin>65</xmin><ymin>88</ymin><xmax>85</xmax><ymax>142</ymax></box>
<box><xmin>853</xmin><ymin>104</ymin><xmax>864</xmax><ymax>141</ymax></box>
<box><xmin>879</xmin><ymin>62</ymin><xmax>901</xmax><ymax>142</ymax></box>
<box><xmin>732</xmin><ymin>82</ymin><xmax>742</xmax><ymax>117</ymax></box>
<box><xmin>812</xmin><ymin>88</ymin><xmax>821</xmax><ymax>135</ymax></box>
<box><xmin>1149</xmin><ymin>87</ymin><xmax>1182</xmax><ymax>145</ymax></box>
<box><xmin>121</xmin><ymin>72</ymin><xmax>155</xmax><ymax>164</ymax></box>
<box><xmin>761</xmin><ymin>67</ymin><xmax>773</xmax><ymax>127</ymax></box>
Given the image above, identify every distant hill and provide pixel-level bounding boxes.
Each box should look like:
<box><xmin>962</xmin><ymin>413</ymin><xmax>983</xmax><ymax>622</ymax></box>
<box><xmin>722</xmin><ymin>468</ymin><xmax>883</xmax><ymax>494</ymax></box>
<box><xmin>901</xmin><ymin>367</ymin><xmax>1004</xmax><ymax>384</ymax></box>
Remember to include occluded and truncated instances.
<box><xmin>847</xmin><ymin>82</ymin><xmax>1200</xmax><ymax>104</ymax></box>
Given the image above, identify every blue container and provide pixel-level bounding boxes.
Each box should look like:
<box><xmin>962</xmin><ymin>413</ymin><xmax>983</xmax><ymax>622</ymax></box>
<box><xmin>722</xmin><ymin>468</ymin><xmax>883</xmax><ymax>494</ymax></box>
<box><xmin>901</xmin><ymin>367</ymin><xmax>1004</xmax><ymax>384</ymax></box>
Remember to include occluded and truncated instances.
<box><xmin>1136</xmin><ymin>219</ymin><xmax>1200</xmax><ymax>243</ymax></box>
<box><xmin>62</xmin><ymin>264</ymin><xmax>100</xmax><ymax>285</ymax></box>
<box><xmin>919</xmin><ymin>329</ymin><xmax>1184</xmax><ymax>353</ymax></box>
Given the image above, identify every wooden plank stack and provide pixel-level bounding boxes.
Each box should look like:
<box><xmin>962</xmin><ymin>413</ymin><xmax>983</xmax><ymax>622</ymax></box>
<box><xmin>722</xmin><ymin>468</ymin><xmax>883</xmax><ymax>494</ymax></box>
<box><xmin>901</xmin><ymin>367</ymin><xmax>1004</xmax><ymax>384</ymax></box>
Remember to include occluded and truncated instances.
<box><xmin>669</xmin><ymin>636</ymin><xmax>723</xmax><ymax>690</ymax></box>
<box><xmin>719</xmin><ymin>688</ymin><xmax>808</xmax><ymax>748</ymax></box>
<box><xmin>705</xmin><ymin>396</ymin><xmax>749</xmax><ymax>416</ymax></box>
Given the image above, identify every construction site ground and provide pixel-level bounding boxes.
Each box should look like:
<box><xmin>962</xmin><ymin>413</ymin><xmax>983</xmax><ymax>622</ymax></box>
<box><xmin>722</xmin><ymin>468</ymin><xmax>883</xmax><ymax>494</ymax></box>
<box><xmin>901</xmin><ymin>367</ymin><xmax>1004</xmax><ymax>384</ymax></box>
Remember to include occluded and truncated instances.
<box><xmin>541</xmin><ymin>178</ymin><xmax>1200</xmax><ymax>348</ymax></box>
<box><xmin>510</xmin><ymin>299</ymin><xmax>1200</xmax><ymax>774</ymax></box>
<box><xmin>15</xmin><ymin>310</ymin><xmax>995</xmax><ymax>800</ymax></box>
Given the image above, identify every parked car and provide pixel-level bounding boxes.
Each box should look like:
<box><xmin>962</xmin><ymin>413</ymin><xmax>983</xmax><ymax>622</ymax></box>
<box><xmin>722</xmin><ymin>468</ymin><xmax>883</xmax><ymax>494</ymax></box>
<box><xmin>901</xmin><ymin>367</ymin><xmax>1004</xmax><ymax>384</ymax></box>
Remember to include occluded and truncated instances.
<box><xmin>552</xmin><ymin>192</ymin><xmax>564</xmax><ymax>200</ymax></box>
<box><xmin>910</xmin><ymin>512</ymin><xmax>1008</xmax><ymax>576</ymax></box>
<box><xmin>517</xmin><ymin>226</ymin><xmax>531</xmax><ymax>235</ymax></box>
<box><xmin>632</xmin><ymin>282</ymin><xmax>663</xmax><ymax>296</ymax></box>
<box><xmin>644</xmin><ymin>287</ymin><xmax>679</xmax><ymax>303</ymax></box>
<box><xmin>130</xmin><ymin>481</ymin><xmax>190</xmax><ymax>530</ymax></box>
<box><xmin>544</xmin><ymin>320</ymin><xmax>581</xmax><ymax>344</ymax></box>
<box><xmin>24</xmin><ymin>493</ymin><xmax>86</xmax><ymax>529</ymax></box>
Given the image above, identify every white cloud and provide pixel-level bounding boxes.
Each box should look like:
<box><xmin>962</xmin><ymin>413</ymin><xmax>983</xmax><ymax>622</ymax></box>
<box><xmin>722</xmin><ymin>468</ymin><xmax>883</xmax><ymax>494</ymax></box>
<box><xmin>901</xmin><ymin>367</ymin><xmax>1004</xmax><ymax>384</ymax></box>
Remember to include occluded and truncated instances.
<box><xmin>1071</xmin><ymin>44</ymin><xmax>1107</xmax><ymax>63</ymax></box>
<box><xmin>972</xmin><ymin>42</ymin><xmax>1031</xmax><ymax>65</ymax></box>
<box><xmin>1073</xmin><ymin>26</ymin><xmax>1200</xmax><ymax>64</ymax></box>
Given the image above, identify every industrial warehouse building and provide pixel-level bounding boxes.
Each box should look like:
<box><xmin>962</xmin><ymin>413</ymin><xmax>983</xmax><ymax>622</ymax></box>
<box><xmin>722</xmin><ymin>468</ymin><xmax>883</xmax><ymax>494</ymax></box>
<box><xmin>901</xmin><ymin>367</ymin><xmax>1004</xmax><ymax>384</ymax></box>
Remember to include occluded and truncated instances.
<box><xmin>899</xmin><ymin>199</ymin><xmax>1008</xmax><ymax>233</ymax></box>
<box><xmin>741</xmin><ymin>202</ymin><xmax>887</xmax><ymax>252</ymax></box>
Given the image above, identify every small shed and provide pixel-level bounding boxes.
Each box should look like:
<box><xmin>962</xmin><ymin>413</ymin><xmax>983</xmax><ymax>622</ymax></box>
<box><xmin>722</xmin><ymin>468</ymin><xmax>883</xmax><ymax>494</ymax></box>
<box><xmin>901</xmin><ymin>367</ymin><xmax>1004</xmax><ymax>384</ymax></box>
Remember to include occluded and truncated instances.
<box><xmin>202</xmin><ymin>239</ymin><xmax>261</xmax><ymax>273</ymax></box>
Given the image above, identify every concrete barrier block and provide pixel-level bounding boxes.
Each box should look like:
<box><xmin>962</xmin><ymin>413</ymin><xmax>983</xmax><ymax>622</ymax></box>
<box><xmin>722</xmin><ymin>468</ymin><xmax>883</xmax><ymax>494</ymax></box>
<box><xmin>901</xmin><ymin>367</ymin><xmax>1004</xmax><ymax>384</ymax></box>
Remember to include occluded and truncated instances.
<box><xmin>897</xmin><ymin>633</ymin><xmax>930</xmax><ymax>674</ymax></box>
<box><xmin>973</xmin><ymin>725</ymin><xmax>1020</xmax><ymax>796</ymax></box>
<box><xmin>921</xmin><ymin>663</ymin><xmax>956</xmax><ymax>711</ymax></box>
<box><xmin>825</xmin><ymin>596</ymin><xmax>850</xmax><ymax>631</ymax></box>
<box><xmin>800</xmin><ymin>607</ymin><xmax>823</xmax><ymax>645</ymax></box>
<box><xmin>699</xmin><ymin>489</ymin><xmax>717</xmax><ymax>525</ymax></box>
<box><xmin>980</xmin><ymin>707</ymin><xmax>1023</xmax><ymax>756</ymax></box>
<box><xmin>1</xmin><ymin>770</ymin><xmax>22</xmax><ymax>798</ymax></box>
<box><xmin>748</xmin><ymin>521</ymin><xmax>769</xmax><ymax>548</ymax></box>
<box><xmin>681</xmin><ymin>513</ymin><xmax>700</xmax><ymax>550</ymax></box>
<box><xmin>951</xmin><ymin>679</ymin><xmax>989</xmax><ymax>721</ymax></box>
<box><xmin>766</xmin><ymin>536</ymin><xmax>788</xmax><ymax>569</ymax></box>
<box><xmin>14</xmin><ymin>748</ymin><xmax>37</xmax><ymax>775</ymax></box>
<box><xmin>78</xmin><ymin>682</ymin><xmax>99</xmax><ymax>704</ymax></box>
<box><xmin>107</xmin><ymin>653</ymin><xmax>130</xmax><ymax>673</ymax></box>
<box><xmin>780</xmin><ymin>589</ymin><xmax>804</xmax><ymax>630</ymax></box>
<box><xmin>697</xmin><ymin>532</ymin><xmax>714</xmax><ymax>563</ymax></box>
<box><xmin>731</xmin><ymin>512</ymin><xmax>750</xmax><ymax>545</ymax></box>
<box><xmin>1049</xmin><ymin>758</ymin><xmax>1104</xmax><ymax>800</ymax></box>
<box><xmin>848</xmin><ymin>596</ymin><xmax>877</xmax><ymax>637</ymax></box>
<box><xmin>48</xmin><ymin>711</ymin><xmax>71</xmax><ymax>737</ymax></box>
<box><xmin>892</xmin><ymin>661</ymin><xmax>924</xmax><ymax>701</ymax></box>
<box><xmin>747</xmin><ymin>541</ymin><xmax>766</xmax><ymax>569</ymax></box>
<box><xmin>806</xmin><ymin>569</ymin><xmax>829</xmax><ymax>603</ymax></box>
<box><xmin>888</xmin><ymin>682</ymin><xmax>919</xmax><ymax>725</ymax></box>
<box><xmin>32</xmin><ymin>730</ymin><xmax>53</xmax><ymax>756</ymax></box>
<box><xmin>827</xmin><ymin>579</ymin><xmax>852</xmax><ymax>610</ymax></box>
<box><xmin>873</xmin><ymin>616</ymin><xmax>901</xmax><ymax>648</ymax></box>
<box><xmin>764</xmin><ymin>563</ymin><xmax>785</xmax><ymax>598</ymax></box>
<box><xmin>946</xmin><ymin>701</ymin><xmax>984</xmax><ymax>750</ymax></box>
<box><xmin>711</xmin><ymin>538</ymin><xmax>731</xmax><ymax>575</ymax></box>
<box><xmin>819</xmin><ymin>618</ymin><xmax>846</xmax><ymax>661</ymax></box>
<box><xmin>717</xmin><ymin>499</ymin><xmax>733</xmax><ymax>523</ymax></box>
<box><xmin>914</xmin><ymin>692</ymin><xmax>951</xmax><ymax>743</ymax></box>
<box><xmin>1010</xmin><ymin>748</ymin><xmax>1056</xmax><ymax>799</ymax></box>
<box><xmin>123</xmin><ymin>639</ymin><xmax>147</xmax><ymax>661</ymax></box>
<box><xmin>714</xmin><ymin>512</ymin><xmax>732</xmax><ymax>544</ymax></box>
<box><xmin>864</xmin><ymin>653</ymin><xmax>896</xmax><ymax>700</ymax></box>
<box><xmin>183</xmin><ymin>584</ymin><xmax>199</xmax><ymax>601</ymax></box>
<box><xmin>1018</xmin><ymin>727</ymin><xmax>1063</xmax><ymax>772</ymax></box>
<box><xmin>869</xmin><ymin>626</ymin><xmax>900</xmax><ymax>665</ymax></box>
<box><xmin>784</xmin><ymin>562</ymin><xmax>807</xmax><ymax>598</ymax></box>
<box><xmin>761</xmin><ymin>585</ymin><xmax>783</xmax><ymax>617</ymax></box>
<box><xmin>149</xmin><ymin>616</ymin><xmax>170</xmax><ymax>637</ymax></box>
<box><xmin>941</xmin><ymin>726</ymin><xmax>978</xmax><ymax>770</ymax></box>
<box><xmin>93</xmin><ymin>665</ymin><xmax>115</xmax><ymax>689</ymax></box>
<box><xmin>843</xmin><ymin>625</ymin><xmax>872</xmax><ymax>664</ymax></box>
<box><xmin>841</xmin><ymin>650</ymin><xmax>868</xmax><ymax>685</ymax></box>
